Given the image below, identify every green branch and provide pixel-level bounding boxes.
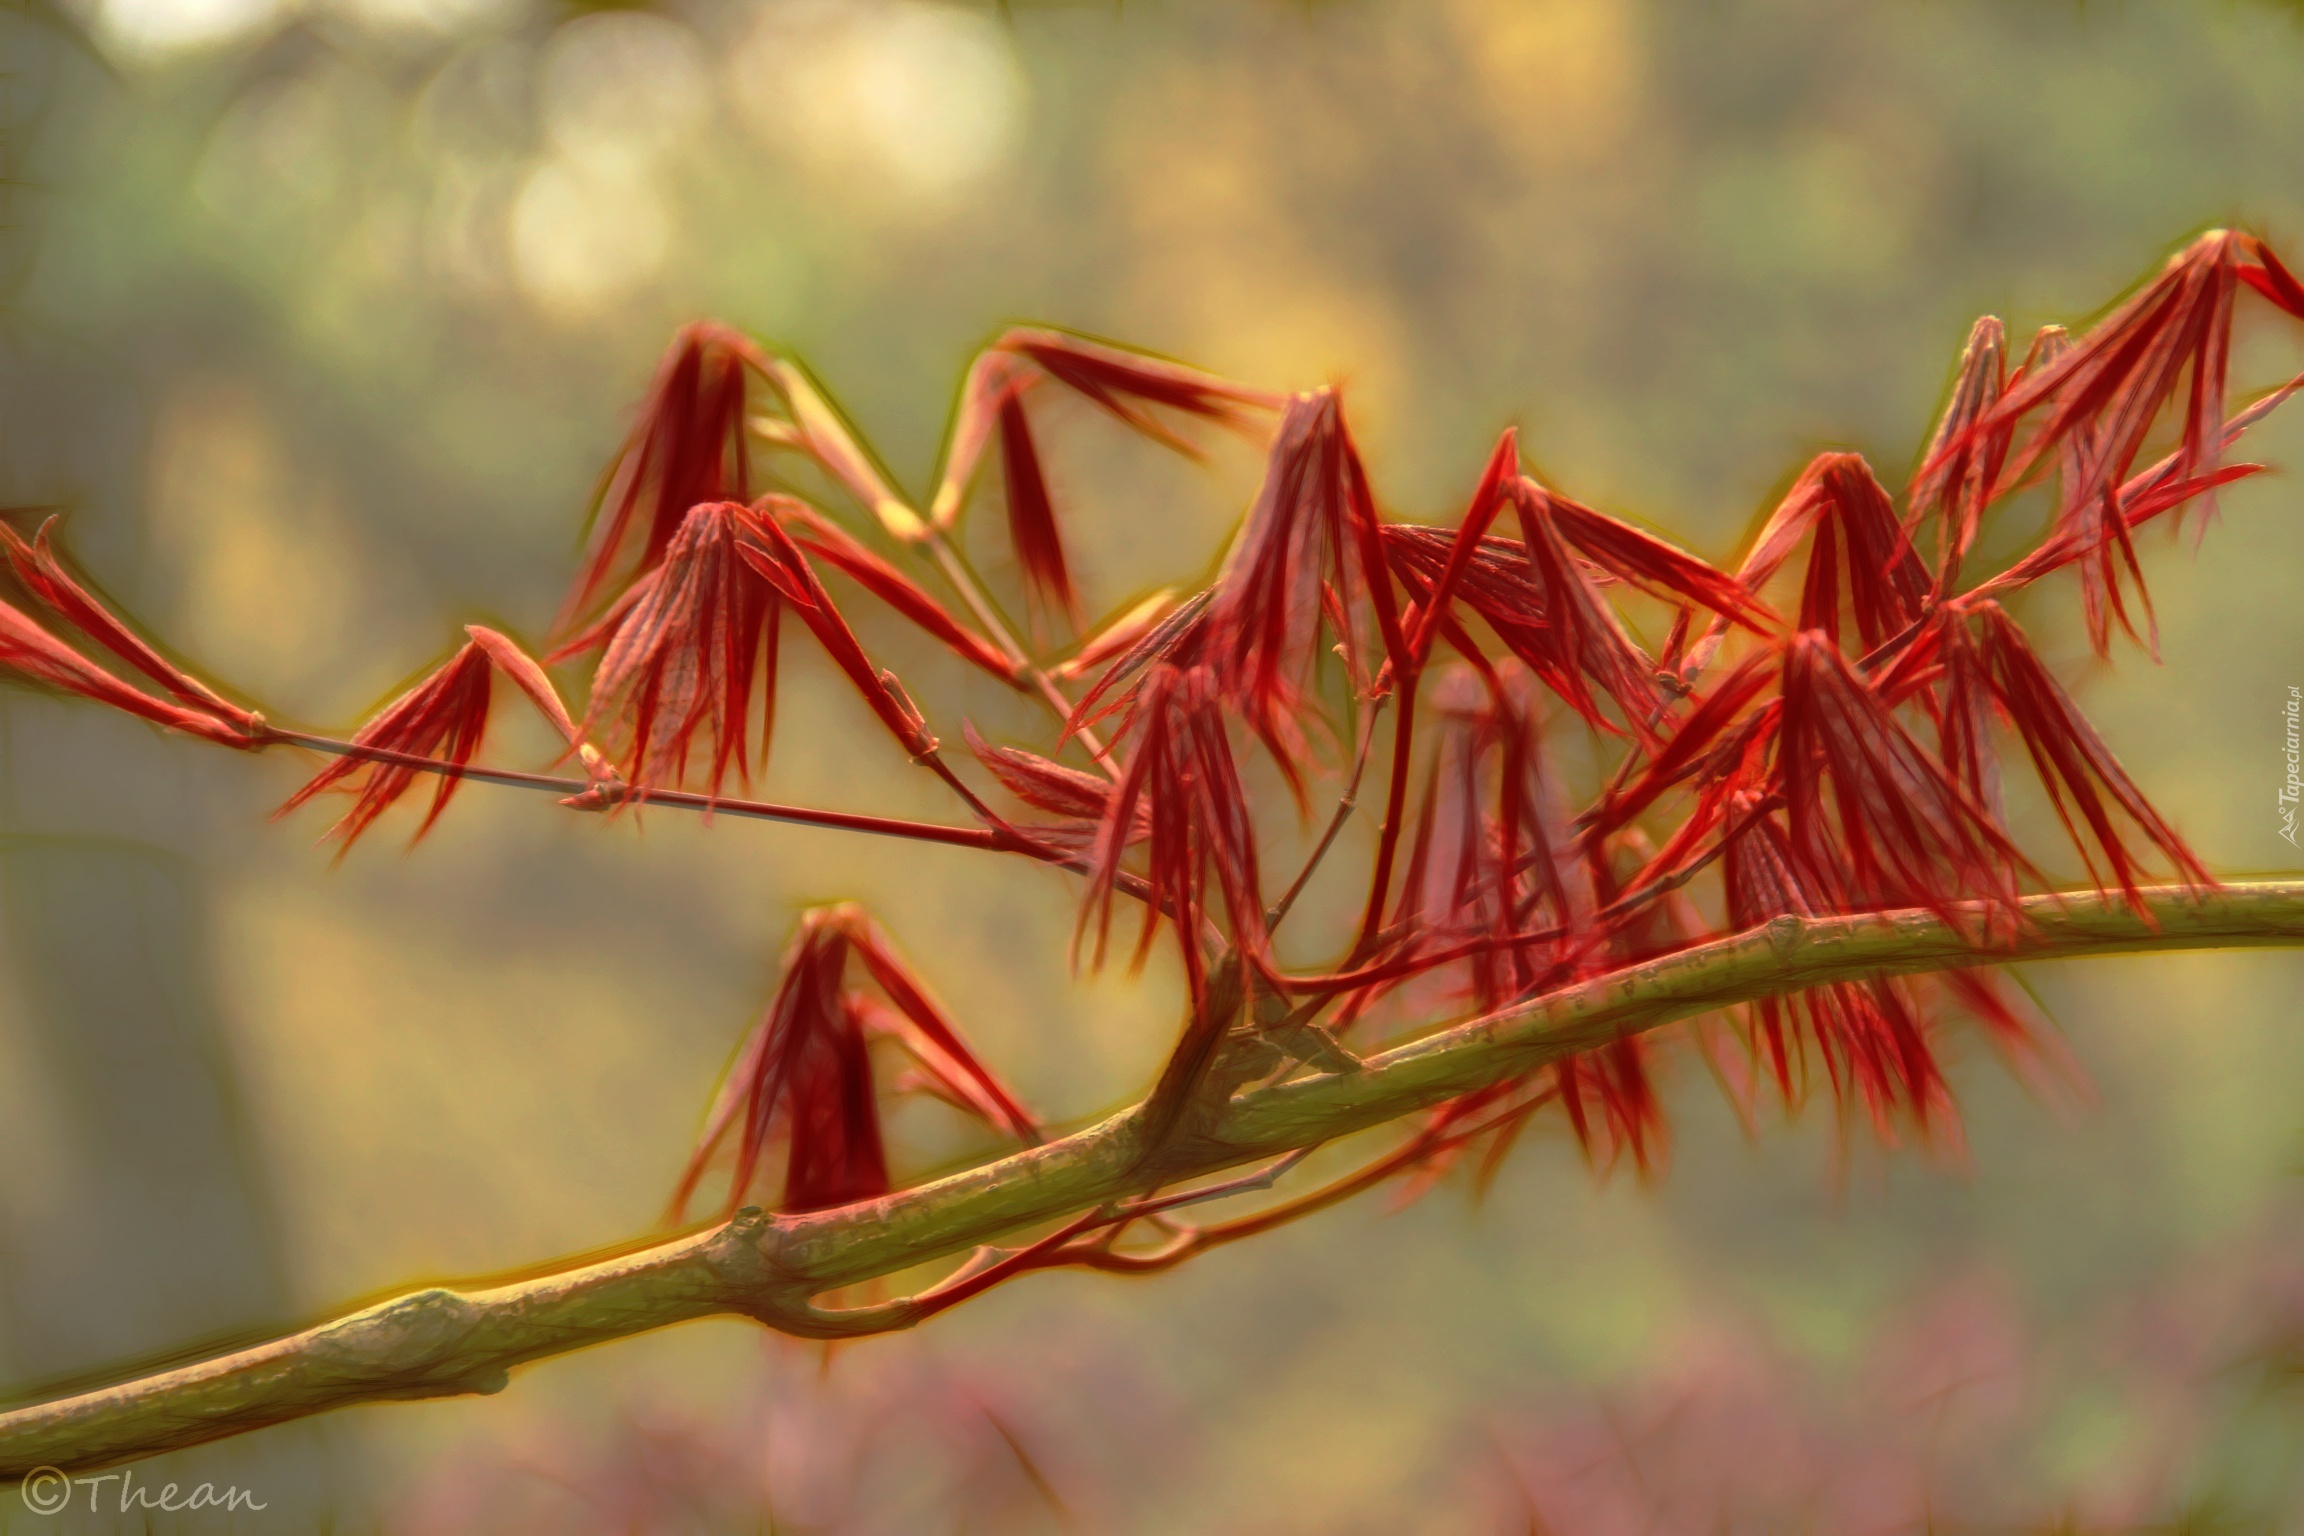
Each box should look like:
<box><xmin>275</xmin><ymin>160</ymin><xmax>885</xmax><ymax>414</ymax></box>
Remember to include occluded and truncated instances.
<box><xmin>7</xmin><ymin>881</ymin><xmax>2303</xmax><ymax>1476</ymax></box>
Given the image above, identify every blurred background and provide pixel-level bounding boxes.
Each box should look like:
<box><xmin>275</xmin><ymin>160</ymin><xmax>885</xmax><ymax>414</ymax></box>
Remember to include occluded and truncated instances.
<box><xmin>1</xmin><ymin>0</ymin><xmax>2303</xmax><ymax>1530</ymax></box>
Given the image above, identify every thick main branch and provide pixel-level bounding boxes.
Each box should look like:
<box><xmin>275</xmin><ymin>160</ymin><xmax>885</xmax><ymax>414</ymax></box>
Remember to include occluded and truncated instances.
<box><xmin>7</xmin><ymin>881</ymin><xmax>2303</xmax><ymax>1476</ymax></box>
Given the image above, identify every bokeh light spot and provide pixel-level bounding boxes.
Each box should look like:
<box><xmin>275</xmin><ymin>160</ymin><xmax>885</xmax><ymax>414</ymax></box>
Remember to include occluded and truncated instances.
<box><xmin>733</xmin><ymin>0</ymin><xmax>1026</xmax><ymax>196</ymax></box>
<box><xmin>510</xmin><ymin>157</ymin><xmax>672</xmax><ymax>315</ymax></box>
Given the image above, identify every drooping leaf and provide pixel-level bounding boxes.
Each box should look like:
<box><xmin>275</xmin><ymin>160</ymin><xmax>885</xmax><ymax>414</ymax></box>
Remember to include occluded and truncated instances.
<box><xmin>997</xmin><ymin>391</ymin><xmax>1078</xmax><ymax>627</ymax></box>
<box><xmin>583</xmin><ymin>501</ymin><xmax>780</xmax><ymax>794</ymax></box>
<box><xmin>3</xmin><ymin>519</ymin><xmax>262</xmax><ymax>736</ymax></box>
<box><xmin>1201</xmin><ymin>389</ymin><xmax>1407</xmax><ymax>779</ymax></box>
<box><xmin>0</xmin><ymin>600</ymin><xmax>257</xmax><ymax>747</ymax></box>
<box><xmin>278</xmin><ymin>642</ymin><xmax>495</xmax><ymax>852</ymax></box>
<box><xmin>566</xmin><ymin>323</ymin><xmax>758</xmax><ymax>625</ymax></box>
<box><xmin>772</xmin><ymin>498</ymin><xmax>1023</xmax><ymax>687</ymax></box>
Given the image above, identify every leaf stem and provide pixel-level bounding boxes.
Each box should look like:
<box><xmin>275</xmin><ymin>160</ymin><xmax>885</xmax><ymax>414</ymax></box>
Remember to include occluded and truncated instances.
<box><xmin>272</xmin><ymin>729</ymin><xmax>1019</xmax><ymax>856</ymax></box>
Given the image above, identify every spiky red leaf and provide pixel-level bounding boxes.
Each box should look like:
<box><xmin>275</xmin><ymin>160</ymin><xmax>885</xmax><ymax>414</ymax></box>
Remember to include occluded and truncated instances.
<box><xmin>1544</xmin><ymin>491</ymin><xmax>1774</xmax><ymax>633</ymax></box>
<box><xmin>0</xmin><ymin>600</ymin><xmax>257</xmax><ymax>747</ymax></box>
<box><xmin>1776</xmin><ymin>631</ymin><xmax>2027</xmax><ymax>925</ymax></box>
<box><xmin>1078</xmin><ymin>665</ymin><xmax>1266</xmax><ymax>1011</ymax></box>
<box><xmin>279</xmin><ymin>641</ymin><xmax>494</xmax><ymax>850</ymax></box>
<box><xmin>997</xmin><ymin>391</ymin><xmax>1078</xmax><ymax>626</ymax></box>
<box><xmin>1000</xmin><ymin>328</ymin><xmax>1277</xmax><ymax>454</ymax></box>
<box><xmin>737</xmin><ymin>513</ymin><xmax>939</xmax><ymax>759</ymax></box>
<box><xmin>1202</xmin><ymin>389</ymin><xmax>1407</xmax><ymax>776</ymax></box>
<box><xmin>672</xmin><ymin>910</ymin><xmax>888</xmax><ymax>1219</ymax></box>
<box><xmin>3</xmin><ymin>520</ymin><xmax>262</xmax><ymax>736</ymax></box>
<box><xmin>583</xmin><ymin>501</ymin><xmax>779</xmax><ymax>794</ymax></box>
<box><xmin>1401</xmin><ymin>428</ymin><xmax>1520</xmax><ymax>673</ymax></box>
<box><xmin>962</xmin><ymin>721</ymin><xmax>1113</xmax><ymax>823</ymax></box>
<box><xmin>2241</xmin><ymin>235</ymin><xmax>2304</xmax><ymax>318</ymax></box>
<box><xmin>1062</xmin><ymin>589</ymin><xmax>1211</xmax><ymax>741</ymax></box>
<box><xmin>1908</xmin><ymin>315</ymin><xmax>2011</xmax><ymax>591</ymax></box>
<box><xmin>565</xmin><ymin>323</ymin><xmax>757</xmax><ymax>626</ymax></box>
<box><xmin>1963</xmin><ymin>601</ymin><xmax>2212</xmax><ymax>912</ymax></box>
<box><xmin>845</xmin><ymin>913</ymin><xmax>1039</xmax><ymax>1144</ymax></box>
<box><xmin>1508</xmin><ymin>478</ymin><xmax>1664</xmax><ymax>742</ymax></box>
<box><xmin>772</xmin><ymin>499</ymin><xmax>1023</xmax><ymax>687</ymax></box>
<box><xmin>1721</xmin><ymin>803</ymin><xmax>1955</xmax><ymax>1131</ymax></box>
<box><xmin>1054</xmin><ymin>590</ymin><xmax>1178</xmax><ymax>681</ymax></box>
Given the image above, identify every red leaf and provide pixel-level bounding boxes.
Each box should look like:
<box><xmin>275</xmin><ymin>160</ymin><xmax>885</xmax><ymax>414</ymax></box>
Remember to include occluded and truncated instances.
<box><xmin>3</xmin><ymin>520</ymin><xmax>262</xmax><ymax>737</ymax></box>
<box><xmin>1202</xmin><ymin>389</ymin><xmax>1407</xmax><ymax>778</ymax></box>
<box><xmin>1721</xmin><ymin>803</ymin><xmax>1955</xmax><ymax>1132</ymax></box>
<box><xmin>963</xmin><ymin>721</ymin><xmax>1114</xmax><ymax>823</ymax></box>
<box><xmin>1001</xmin><ymin>328</ymin><xmax>1278</xmax><ymax>454</ymax></box>
<box><xmin>846</xmin><ymin>913</ymin><xmax>1039</xmax><ymax>1144</ymax></box>
<box><xmin>1401</xmin><ymin>428</ymin><xmax>1519</xmax><ymax>672</ymax></box>
<box><xmin>1077</xmin><ymin>665</ymin><xmax>1266</xmax><ymax>1012</ymax></box>
<box><xmin>779</xmin><ymin>998</ymin><xmax>889</xmax><ymax>1215</ymax></box>
<box><xmin>278</xmin><ymin>641</ymin><xmax>494</xmax><ymax>851</ymax></box>
<box><xmin>1587</xmin><ymin>650</ymin><xmax>1778</xmax><ymax>836</ymax></box>
<box><xmin>1053</xmin><ymin>589</ymin><xmax>1178</xmax><ymax>681</ymax></box>
<box><xmin>673</xmin><ymin>909</ymin><xmax>887</xmax><ymax>1219</ymax></box>
<box><xmin>2241</xmin><ymin>235</ymin><xmax>2304</xmax><ymax>318</ymax></box>
<box><xmin>1382</xmin><ymin>527</ymin><xmax>1550</xmax><ymax>693</ymax></box>
<box><xmin>1907</xmin><ymin>315</ymin><xmax>2011</xmax><ymax>591</ymax></box>
<box><xmin>1062</xmin><ymin>589</ymin><xmax>1211</xmax><ymax>741</ymax></box>
<box><xmin>673</xmin><ymin>905</ymin><xmax>1036</xmax><ymax>1220</ymax></box>
<box><xmin>998</xmin><ymin>391</ymin><xmax>1078</xmax><ymax>627</ymax></box>
<box><xmin>1775</xmin><ymin>631</ymin><xmax>2026</xmax><ymax>925</ymax></box>
<box><xmin>464</xmin><ymin>625</ymin><xmax>580</xmax><ymax>745</ymax></box>
<box><xmin>1919</xmin><ymin>233</ymin><xmax>2249</xmax><ymax>654</ymax></box>
<box><xmin>1507</xmin><ymin>478</ymin><xmax>1664</xmax><ymax>742</ymax></box>
<box><xmin>1349</xmin><ymin>664</ymin><xmax>1586</xmax><ymax>1015</ymax></box>
<box><xmin>737</xmin><ymin>513</ymin><xmax>938</xmax><ymax>759</ymax></box>
<box><xmin>0</xmin><ymin>600</ymin><xmax>256</xmax><ymax>747</ymax></box>
<box><xmin>1553</xmin><ymin>1039</ymin><xmax>1667</xmax><ymax>1176</ymax></box>
<box><xmin>1749</xmin><ymin>454</ymin><xmax>1929</xmax><ymax>656</ymax></box>
<box><xmin>771</xmin><ymin>499</ymin><xmax>1024</xmax><ymax>687</ymax></box>
<box><xmin>1963</xmin><ymin>601</ymin><xmax>2212</xmax><ymax>913</ymax></box>
<box><xmin>1980</xmin><ymin>374</ymin><xmax>2298</xmax><ymax>600</ymax></box>
<box><xmin>583</xmin><ymin>501</ymin><xmax>780</xmax><ymax>794</ymax></box>
<box><xmin>1545</xmin><ymin>491</ymin><xmax>1775</xmax><ymax>634</ymax></box>
<box><xmin>565</xmin><ymin>323</ymin><xmax>758</xmax><ymax>627</ymax></box>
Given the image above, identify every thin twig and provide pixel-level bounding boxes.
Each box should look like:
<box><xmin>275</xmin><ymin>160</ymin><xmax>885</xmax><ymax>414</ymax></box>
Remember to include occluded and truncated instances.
<box><xmin>919</xmin><ymin>529</ymin><xmax>1124</xmax><ymax>779</ymax></box>
<box><xmin>272</xmin><ymin>729</ymin><xmax>1017</xmax><ymax>854</ymax></box>
<box><xmin>1268</xmin><ymin>695</ymin><xmax>1385</xmax><ymax>931</ymax></box>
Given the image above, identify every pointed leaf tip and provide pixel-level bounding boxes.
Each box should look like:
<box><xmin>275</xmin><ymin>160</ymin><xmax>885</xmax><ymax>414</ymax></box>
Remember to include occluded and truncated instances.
<box><xmin>564</xmin><ymin>323</ymin><xmax>758</xmax><ymax>629</ymax></box>
<box><xmin>280</xmin><ymin>640</ymin><xmax>495</xmax><ymax>852</ymax></box>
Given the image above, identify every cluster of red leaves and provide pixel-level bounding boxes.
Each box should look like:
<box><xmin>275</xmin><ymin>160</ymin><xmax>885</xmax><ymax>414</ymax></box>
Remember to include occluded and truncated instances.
<box><xmin>1077</xmin><ymin>663</ymin><xmax>1269</xmax><ymax>1013</ymax></box>
<box><xmin>275</xmin><ymin>625</ymin><xmax>595</xmax><ymax>852</ymax></box>
<box><xmin>672</xmin><ymin>906</ymin><xmax>1036</xmax><ymax>1219</ymax></box>
<box><xmin>1374</xmin><ymin>665</ymin><xmax>1669</xmax><ymax>1174</ymax></box>
<box><xmin>956</xmin><ymin>233</ymin><xmax>2298</xmax><ymax>1182</ymax></box>
<box><xmin>1917</xmin><ymin>230</ymin><xmax>2304</xmax><ymax>655</ymax></box>
<box><xmin>929</xmin><ymin>329</ymin><xmax>1279</xmax><ymax>626</ymax></box>
<box><xmin>550</xmin><ymin>494</ymin><xmax>1014</xmax><ymax>798</ymax></box>
<box><xmin>565</xmin><ymin>323</ymin><xmax>760</xmax><ymax>624</ymax></box>
<box><xmin>0</xmin><ymin>519</ymin><xmax>265</xmax><ymax>747</ymax></box>
<box><xmin>14</xmin><ymin>231</ymin><xmax>2301</xmax><ymax>1227</ymax></box>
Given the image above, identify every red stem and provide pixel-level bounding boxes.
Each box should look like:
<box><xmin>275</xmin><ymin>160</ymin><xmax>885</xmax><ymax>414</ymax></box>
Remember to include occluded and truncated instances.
<box><xmin>272</xmin><ymin>729</ymin><xmax>1019</xmax><ymax>855</ymax></box>
<box><xmin>1349</xmin><ymin>683</ymin><xmax>1422</xmax><ymax>961</ymax></box>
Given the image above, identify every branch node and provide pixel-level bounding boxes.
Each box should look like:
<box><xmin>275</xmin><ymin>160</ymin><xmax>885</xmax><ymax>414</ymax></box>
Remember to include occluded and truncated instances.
<box><xmin>1765</xmin><ymin>912</ymin><xmax>1806</xmax><ymax>958</ymax></box>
